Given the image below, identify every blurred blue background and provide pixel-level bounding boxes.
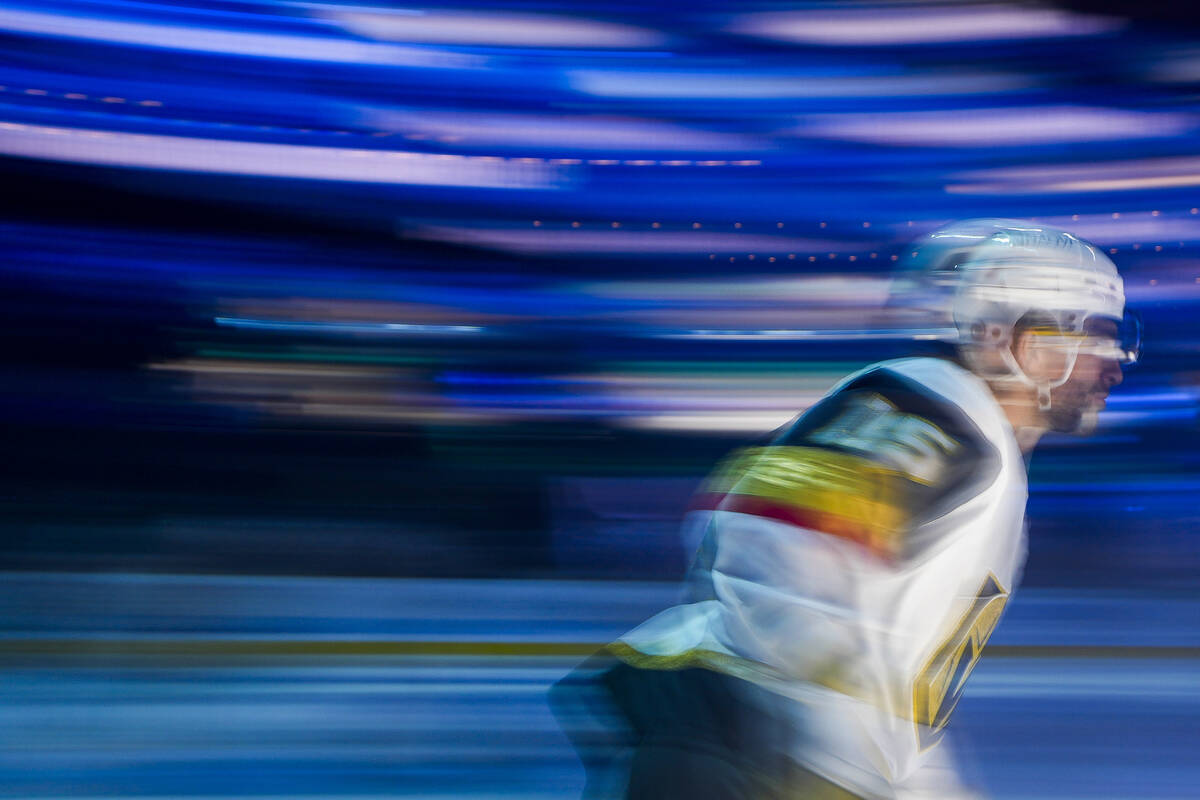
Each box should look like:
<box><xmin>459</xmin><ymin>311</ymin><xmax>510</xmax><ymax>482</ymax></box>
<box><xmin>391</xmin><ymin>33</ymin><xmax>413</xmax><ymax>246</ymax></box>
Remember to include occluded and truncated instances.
<box><xmin>1</xmin><ymin>1</ymin><xmax>1198</xmax><ymax>797</ymax></box>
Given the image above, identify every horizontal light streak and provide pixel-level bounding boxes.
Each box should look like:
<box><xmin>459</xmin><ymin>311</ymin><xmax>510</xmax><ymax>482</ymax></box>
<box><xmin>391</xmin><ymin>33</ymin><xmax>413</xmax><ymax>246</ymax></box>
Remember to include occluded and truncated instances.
<box><xmin>151</xmin><ymin>354</ymin><xmax>1181</xmax><ymax>432</ymax></box>
<box><xmin>214</xmin><ymin>317</ymin><xmax>485</xmax><ymax>334</ymax></box>
<box><xmin>0</xmin><ymin>6</ymin><xmax>481</xmax><ymax>68</ymax></box>
<box><xmin>582</xmin><ymin>372</ymin><xmax>834</xmax><ymax>389</ymax></box>
<box><xmin>653</xmin><ymin>329</ymin><xmax>951</xmax><ymax>341</ymax></box>
<box><xmin>1104</xmin><ymin>391</ymin><xmax>1200</xmax><ymax>408</ymax></box>
<box><xmin>2</xmin><ymin>637</ymin><xmax>1197</xmax><ymax>659</ymax></box>
<box><xmin>10</xmin><ymin>572</ymin><xmax>1197</xmax><ymax>642</ymax></box>
<box><xmin>728</xmin><ymin>5</ymin><xmax>1122</xmax><ymax>46</ymax></box>
<box><xmin>1035</xmin><ymin>215</ymin><xmax>1200</xmax><ymax>244</ymax></box>
<box><xmin>573</xmin><ymin>276</ymin><xmax>891</xmax><ymax>302</ymax></box>
<box><xmin>363</xmin><ymin>109</ymin><xmax>761</xmax><ymax>151</ymax></box>
<box><xmin>946</xmin><ymin>155</ymin><xmax>1200</xmax><ymax>195</ymax></box>
<box><xmin>1146</xmin><ymin>49</ymin><xmax>1200</xmax><ymax>84</ymax></box>
<box><xmin>412</xmin><ymin>226</ymin><xmax>854</xmax><ymax>255</ymax></box>
<box><xmin>27</xmin><ymin>635</ymin><xmax>1196</xmax><ymax>661</ymax></box>
<box><xmin>0</xmin><ymin>123</ymin><xmax>561</xmax><ymax>188</ymax></box>
<box><xmin>798</xmin><ymin>107</ymin><xmax>1192</xmax><ymax>147</ymax></box>
<box><xmin>1097</xmin><ymin>409</ymin><xmax>1199</xmax><ymax>426</ymax></box>
<box><xmin>951</xmin><ymin>175</ymin><xmax>1200</xmax><ymax>194</ymax></box>
<box><xmin>148</xmin><ymin>358</ymin><xmax>387</xmax><ymax>378</ymax></box>
<box><xmin>321</xmin><ymin>7</ymin><xmax>668</xmax><ymax>49</ymax></box>
<box><xmin>616</xmin><ymin>412</ymin><xmax>796</xmax><ymax>433</ymax></box>
<box><xmin>567</xmin><ymin>69</ymin><xmax>1031</xmax><ymax>99</ymax></box>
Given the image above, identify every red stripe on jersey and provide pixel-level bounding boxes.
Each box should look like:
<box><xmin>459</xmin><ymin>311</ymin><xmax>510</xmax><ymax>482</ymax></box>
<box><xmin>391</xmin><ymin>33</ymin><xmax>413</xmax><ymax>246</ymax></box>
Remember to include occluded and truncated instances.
<box><xmin>691</xmin><ymin>491</ymin><xmax>891</xmax><ymax>559</ymax></box>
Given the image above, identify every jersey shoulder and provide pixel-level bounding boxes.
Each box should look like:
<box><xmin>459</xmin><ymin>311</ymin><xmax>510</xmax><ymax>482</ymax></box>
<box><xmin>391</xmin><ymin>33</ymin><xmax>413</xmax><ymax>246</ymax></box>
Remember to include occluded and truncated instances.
<box><xmin>778</xmin><ymin>361</ymin><xmax>999</xmax><ymax>485</ymax></box>
<box><xmin>696</xmin><ymin>361</ymin><xmax>1001</xmax><ymax>561</ymax></box>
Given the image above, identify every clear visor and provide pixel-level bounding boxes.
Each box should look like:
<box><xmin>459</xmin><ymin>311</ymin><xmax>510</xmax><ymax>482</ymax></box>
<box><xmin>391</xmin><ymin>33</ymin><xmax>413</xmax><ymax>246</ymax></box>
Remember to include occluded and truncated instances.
<box><xmin>1090</xmin><ymin>309</ymin><xmax>1142</xmax><ymax>366</ymax></box>
<box><xmin>1031</xmin><ymin>309</ymin><xmax>1142</xmax><ymax>366</ymax></box>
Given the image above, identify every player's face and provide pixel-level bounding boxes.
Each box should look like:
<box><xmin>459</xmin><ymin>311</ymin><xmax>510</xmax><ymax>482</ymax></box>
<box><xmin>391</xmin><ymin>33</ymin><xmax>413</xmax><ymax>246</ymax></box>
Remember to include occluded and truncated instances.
<box><xmin>1045</xmin><ymin>317</ymin><xmax>1124</xmax><ymax>434</ymax></box>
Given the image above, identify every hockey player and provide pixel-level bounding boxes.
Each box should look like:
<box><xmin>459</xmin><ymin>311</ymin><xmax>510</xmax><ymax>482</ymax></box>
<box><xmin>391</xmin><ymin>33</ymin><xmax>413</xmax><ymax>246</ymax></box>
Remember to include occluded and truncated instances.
<box><xmin>553</xmin><ymin>221</ymin><xmax>1141</xmax><ymax>800</ymax></box>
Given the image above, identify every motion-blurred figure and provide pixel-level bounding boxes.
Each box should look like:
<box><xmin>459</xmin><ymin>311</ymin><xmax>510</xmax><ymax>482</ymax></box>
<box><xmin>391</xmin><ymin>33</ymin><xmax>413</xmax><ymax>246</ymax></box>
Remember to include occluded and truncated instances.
<box><xmin>553</xmin><ymin>221</ymin><xmax>1141</xmax><ymax>799</ymax></box>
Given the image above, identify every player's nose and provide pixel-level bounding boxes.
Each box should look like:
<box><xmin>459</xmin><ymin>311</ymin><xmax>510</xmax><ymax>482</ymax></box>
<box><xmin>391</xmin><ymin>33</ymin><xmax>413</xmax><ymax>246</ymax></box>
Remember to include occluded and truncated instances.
<box><xmin>1101</xmin><ymin>358</ymin><xmax>1123</xmax><ymax>389</ymax></box>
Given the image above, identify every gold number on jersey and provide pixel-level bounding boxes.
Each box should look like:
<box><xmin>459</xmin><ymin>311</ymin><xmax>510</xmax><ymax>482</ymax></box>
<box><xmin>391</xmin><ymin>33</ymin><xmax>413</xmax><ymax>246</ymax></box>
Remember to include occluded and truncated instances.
<box><xmin>808</xmin><ymin>393</ymin><xmax>959</xmax><ymax>485</ymax></box>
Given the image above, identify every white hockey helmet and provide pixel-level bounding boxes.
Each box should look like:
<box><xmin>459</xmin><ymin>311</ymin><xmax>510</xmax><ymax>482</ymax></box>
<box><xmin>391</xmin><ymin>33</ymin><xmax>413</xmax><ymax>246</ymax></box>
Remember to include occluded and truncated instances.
<box><xmin>887</xmin><ymin>218</ymin><xmax>1039</xmax><ymax>338</ymax></box>
<box><xmin>952</xmin><ymin>222</ymin><xmax>1122</xmax><ymax>340</ymax></box>
<box><xmin>947</xmin><ymin>220</ymin><xmax>1139</xmax><ymax>407</ymax></box>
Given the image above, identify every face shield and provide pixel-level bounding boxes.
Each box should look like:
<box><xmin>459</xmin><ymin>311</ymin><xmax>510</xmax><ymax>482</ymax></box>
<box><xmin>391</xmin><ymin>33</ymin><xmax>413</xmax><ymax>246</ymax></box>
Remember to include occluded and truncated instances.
<box><xmin>1029</xmin><ymin>309</ymin><xmax>1142</xmax><ymax>366</ymax></box>
<box><xmin>1076</xmin><ymin>309</ymin><xmax>1142</xmax><ymax>366</ymax></box>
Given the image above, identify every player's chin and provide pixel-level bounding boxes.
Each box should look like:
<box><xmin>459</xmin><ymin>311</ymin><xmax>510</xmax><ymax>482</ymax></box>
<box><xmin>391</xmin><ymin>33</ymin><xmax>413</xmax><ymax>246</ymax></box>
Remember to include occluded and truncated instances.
<box><xmin>1048</xmin><ymin>405</ymin><xmax>1098</xmax><ymax>435</ymax></box>
<box><xmin>1074</xmin><ymin>408</ymin><xmax>1100</xmax><ymax>435</ymax></box>
<box><xmin>1053</xmin><ymin>408</ymin><xmax>1098</xmax><ymax>435</ymax></box>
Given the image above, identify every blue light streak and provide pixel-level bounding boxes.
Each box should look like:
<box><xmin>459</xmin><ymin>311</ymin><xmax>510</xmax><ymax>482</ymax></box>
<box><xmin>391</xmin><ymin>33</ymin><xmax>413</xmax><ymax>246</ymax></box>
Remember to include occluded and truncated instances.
<box><xmin>214</xmin><ymin>317</ymin><xmax>484</xmax><ymax>335</ymax></box>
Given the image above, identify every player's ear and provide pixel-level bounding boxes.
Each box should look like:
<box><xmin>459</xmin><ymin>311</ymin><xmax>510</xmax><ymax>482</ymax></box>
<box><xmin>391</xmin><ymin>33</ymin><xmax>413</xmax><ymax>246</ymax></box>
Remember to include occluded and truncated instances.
<box><xmin>1011</xmin><ymin>314</ymin><xmax>1065</xmax><ymax>383</ymax></box>
<box><xmin>1010</xmin><ymin>324</ymin><xmax>1039</xmax><ymax>378</ymax></box>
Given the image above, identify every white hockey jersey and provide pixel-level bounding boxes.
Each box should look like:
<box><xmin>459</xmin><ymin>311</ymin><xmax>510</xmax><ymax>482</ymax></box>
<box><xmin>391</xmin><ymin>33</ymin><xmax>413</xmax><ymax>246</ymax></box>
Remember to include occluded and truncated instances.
<box><xmin>613</xmin><ymin>357</ymin><xmax>1028</xmax><ymax>799</ymax></box>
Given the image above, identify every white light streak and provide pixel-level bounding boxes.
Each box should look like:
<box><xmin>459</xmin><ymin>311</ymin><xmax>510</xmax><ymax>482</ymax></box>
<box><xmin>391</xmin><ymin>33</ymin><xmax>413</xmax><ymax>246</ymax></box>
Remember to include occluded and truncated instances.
<box><xmin>215</xmin><ymin>317</ymin><xmax>485</xmax><ymax>334</ymax></box>
<box><xmin>654</xmin><ymin>329</ymin><xmax>950</xmax><ymax>341</ymax></box>
<box><xmin>321</xmin><ymin>8</ymin><xmax>668</xmax><ymax>49</ymax></box>
<box><xmin>362</xmin><ymin>109</ymin><xmax>762</xmax><ymax>152</ymax></box>
<box><xmin>618</xmin><ymin>412</ymin><xmax>797</xmax><ymax>433</ymax></box>
<box><xmin>1146</xmin><ymin>50</ymin><xmax>1200</xmax><ymax>84</ymax></box>
<box><xmin>951</xmin><ymin>175</ymin><xmax>1200</xmax><ymax>194</ymax></box>
<box><xmin>798</xmin><ymin>107</ymin><xmax>1192</xmax><ymax>147</ymax></box>
<box><xmin>409</xmin><ymin>226</ymin><xmax>850</xmax><ymax>255</ymax></box>
<box><xmin>0</xmin><ymin>123</ymin><xmax>562</xmax><ymax>189</ymax></box>
<box><xmin>1036</xmin><ymin>214</ymin><xmax>1200</xmax><ymax>245</ymax></box>
<box><xmin>0</xmin><ymin>7</ymin><xmax>482</xmax><ymax>68</ymax></box>
<box><xmin>729</xmin><ymin>5</ymin><xmax>1122</xmax><ymax>45</ymax></box>
<box><xmin>573</xmin><ymin>276</ymin><xmax>891</xmax><ymax>303</ymax></box>
<box><xmin>946</xmin><ymin>156</ymin><xmax>1200</xmax><ymax>195</ymax></box>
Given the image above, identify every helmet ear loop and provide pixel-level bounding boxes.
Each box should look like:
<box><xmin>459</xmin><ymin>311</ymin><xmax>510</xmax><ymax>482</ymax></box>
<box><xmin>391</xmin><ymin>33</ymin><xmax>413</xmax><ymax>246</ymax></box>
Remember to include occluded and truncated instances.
<box><xmin>1037</xmin><ymin>343</ymin><xmax>1080</xmax><ymax>410</ymax></box>
<box><xmin>1031</xmin><ymin>337</ymin><xmax>1082</xmax><ymax>411</ymax></box>
<box><xmin>999</xmin><ymin>329</ymin><xmax>1081</xmax><ymax>412</ymax></box>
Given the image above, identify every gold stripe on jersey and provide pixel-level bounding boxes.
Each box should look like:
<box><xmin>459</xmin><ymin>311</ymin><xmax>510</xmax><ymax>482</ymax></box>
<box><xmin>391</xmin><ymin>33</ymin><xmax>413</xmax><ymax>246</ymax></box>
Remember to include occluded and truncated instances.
<box><xmin>694</xmin><ymin>446</ymin><xmax>910</xmax><ymax>559</ymax></box>
<box><xmin>605</xmin><ymin>640</ymin><xmax>853</xmax><ymax>695</ymax></box>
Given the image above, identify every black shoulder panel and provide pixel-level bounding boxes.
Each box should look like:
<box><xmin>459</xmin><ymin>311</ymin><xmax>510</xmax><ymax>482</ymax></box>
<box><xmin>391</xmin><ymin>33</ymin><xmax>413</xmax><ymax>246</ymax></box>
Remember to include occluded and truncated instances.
<box><xmin>772</xmin><ymin>365</ymin><xmax>1002</xmax><ymax>538</ymax></box>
